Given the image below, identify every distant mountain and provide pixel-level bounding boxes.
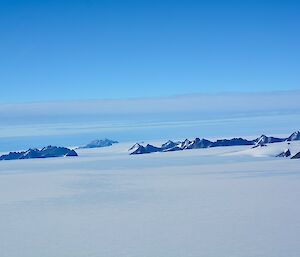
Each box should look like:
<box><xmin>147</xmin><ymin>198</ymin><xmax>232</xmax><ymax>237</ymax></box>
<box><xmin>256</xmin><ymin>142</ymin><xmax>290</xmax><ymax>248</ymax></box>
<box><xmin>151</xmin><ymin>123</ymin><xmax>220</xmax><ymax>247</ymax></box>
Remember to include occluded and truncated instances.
<box><xmin>276</xmin><ymin>149</ymin><xmax>291</xmax><ymax>158</ymax></box>
<box><xmin>130</xmin><ymin>144</ymin><xmax>161</xmax><ymax>155</ymax></box>
<box><xmin>0</xmin><ymin>146</ymin><xmax>78</xmax><ymax>161</ymax></box>
<box><xmin>129</xmin><ymin>137</ymin><xmax>252</xmax><ymax>155</ymax></box>
<box><xmin>211</xmin><ymin>138</ymin><xmax>254</xmax><ymax>147</ymax></box>
<box><xmin>129</xmin><ymin>130</ymin><xmax>300</xmax><ymax>156</ymax></box>
<box><xmin>128</xmin><ymin>143</ymin><xmax>141</xmax><ymax>151</ymax></box>
<box><xmin>144</xmin><ymin>144</ymin><xmax>161</xmax><ymax>153</ymax></box>
<box><xmin>286</xmin><ymin>131</ymin><xmax>300</xmax><ymax>141</ymax></box>
<box><xmin>178</xmin><ymin>139</ymin><xmax>192</xmax><ymax>149</ymax></box>
<box><xmin>81</xmin><ymin>139</ymin><xmax>118</xmax><ymax>149</ymax></box>
<box><xmin>186</xmin><ymin>138</ymin><xmax>213</xmax><ymax>149</ymax></box>
<box><xmin>161</xmin><ymin>140</ymin><xmax>179</xmax><ymax>151</ymax></box>
<box><xmin>254</xmin><ymin>135</ymin><xmax>285</xmax><ymax>145</ymax></box>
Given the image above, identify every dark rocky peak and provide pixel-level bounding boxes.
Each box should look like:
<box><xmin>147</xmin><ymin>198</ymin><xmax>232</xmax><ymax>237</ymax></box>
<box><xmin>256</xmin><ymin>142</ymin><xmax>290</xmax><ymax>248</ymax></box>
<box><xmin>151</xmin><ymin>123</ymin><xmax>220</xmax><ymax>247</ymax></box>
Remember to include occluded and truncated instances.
<box><xmin>286</xmin><ymin>131</ymin><xmax>300</xmax><ymax>141</ymax></box>
<box><xmin>276</xmin><ymin>149</ymin><xmax>291</xmax><ymax>158</ymax></box>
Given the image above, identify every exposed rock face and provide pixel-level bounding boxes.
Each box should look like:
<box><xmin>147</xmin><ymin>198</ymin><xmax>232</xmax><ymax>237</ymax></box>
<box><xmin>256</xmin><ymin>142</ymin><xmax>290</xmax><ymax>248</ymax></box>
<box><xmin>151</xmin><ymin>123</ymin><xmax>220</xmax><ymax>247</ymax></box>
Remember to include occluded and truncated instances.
<box><xmin>81</xmin><ymin>139</ymin><xmax>118</xmax><ymax>149</ymax></box>
<box><xmin>128</xmin><ymin>143</ymin><xmax>141</xmax><ymax>151</ymax></box>
<box><xmin>179</xmin><ymin>139</ymin><xmax>192</xmax><ymax>149</ymax></box>
<box><xmin>291</xmin><ymin>152</ymin><xmax>300</xmax><ymax>159</ymax></box>
<box><xmin>144</xmin><ymin>144</ymin><xmax>161</xmax><ymax>153</ymax></box>
<box><xmin>186</xmin><ymin>138</ymin><xmax>213</xmax><ymax>149</ymax></box>
<box><xmin>39</xmin><ymin>146</ymin><xmax>78</xmax><ymax>157</ymax></box>
<box><xmin>212</xmin><ymin>138</ymin><xmax>254</xmax><ymax>147</ymax></box>
<box><xmin>161</xmin><ymin>140</ymin><xmax>179</xmax><ymax>151</ymax></box>
<box><xmin>276</xmin><ymin>149</ymin><xmax>291</xmax><ymax>157</ymax></box>
<box><xmin>130</xmin><ymin>144</ymin><xmax>161</xmax><ymax>155</ymax></box>
<box><xmin>0</xmin><ymin>146</ymin><xmax>78</xmax><ymax>161</ymax></box>
<box><xmin>286</xmin><ymin>131</ymin><xmax>300</xmax><ymax>141</ymax></box>
<box><xmin>254</xmin><ymin>135</ymin><xmax>285</xmax><ymax>145</ymax></box>
<box><xmin>0</xmin><ymin>152</ymin><xmax>23</xmax><ymax>160</ymax></box>
<box><xmin>129</xmin><ymin>145</ymin><xmax>147</xmax><ymax>155</ymax></box>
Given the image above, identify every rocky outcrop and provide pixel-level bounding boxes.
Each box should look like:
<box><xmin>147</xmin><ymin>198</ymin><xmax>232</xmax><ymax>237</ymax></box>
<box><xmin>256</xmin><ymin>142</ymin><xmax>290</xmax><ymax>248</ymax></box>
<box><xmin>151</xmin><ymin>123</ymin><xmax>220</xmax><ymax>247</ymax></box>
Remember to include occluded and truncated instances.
<box><xmin>130</xmin><ymin>144</ymin><xmax>161</xmax><ymax>155</ymax></box>
<box><xmin>128</xmin><ymin>143</ymin><xmax>142</xmax><ymax>151</ymax></box>
<box><xmin>276</xmin><ymin>149</ymin><xmax>291</xmax><ymax>157</ymax></box>
<box><xmin>186</xmin><ymin>138</ymin><xmax>213</xmax><ymax>149</ymax></box>
<box><xmin>212</xmin><ymin>138</ymin><xmax>254</xmax><ymax>147</ymax></box>
<box><xmin>0</xmin><ymin>146</ymin><xmax>78</xmax><ymax>161</ymax></box>
<box><xmin>179</xmin><ymin>139</ymin><xmax>192</xmax><ymax>149</ymax></box>
<box><xmin>161</xmin><ymin>140</ymin><xmax>179</xmax><ymax>151</ymax></box>
<box><xmin>254</xmin><ymin>135</ymin><xmax>285</xmax><ymax>145</ymax></box>
<box><xmin>291</xmin><ymin>152</ymin><xmax>300</xmax><ymax>159</ymax></box>
<box><xmin>286</xmin><ymin>131</ymin><xmax>300</xmax><ymax>141</ymax></box>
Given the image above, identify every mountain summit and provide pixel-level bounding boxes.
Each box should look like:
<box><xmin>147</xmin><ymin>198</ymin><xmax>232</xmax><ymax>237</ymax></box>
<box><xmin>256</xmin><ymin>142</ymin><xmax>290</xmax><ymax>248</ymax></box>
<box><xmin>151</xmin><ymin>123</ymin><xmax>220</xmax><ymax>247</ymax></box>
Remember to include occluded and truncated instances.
<box><xmin>286</xmin><ymin>131</ymin><xmax>300</xmax><ymax>141</ymax></box>
<box><xmin>81</xmin><ymin>139</ymin><xmax>118</xmax><ymax>149</ymax></box>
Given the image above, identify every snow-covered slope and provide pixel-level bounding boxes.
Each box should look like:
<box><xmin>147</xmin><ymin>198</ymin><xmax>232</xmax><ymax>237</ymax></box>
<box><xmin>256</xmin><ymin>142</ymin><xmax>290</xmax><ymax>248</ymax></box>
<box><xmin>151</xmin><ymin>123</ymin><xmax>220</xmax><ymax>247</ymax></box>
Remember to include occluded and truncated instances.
<box><xmin>225</xmin><ymin>140</ymin><xmax>300</xmax><ymax>158</ymax></box>
<box><xmin>1</xmin><ymin>142</ymin><xmax>300</xmax><ymax>257</ymax></box>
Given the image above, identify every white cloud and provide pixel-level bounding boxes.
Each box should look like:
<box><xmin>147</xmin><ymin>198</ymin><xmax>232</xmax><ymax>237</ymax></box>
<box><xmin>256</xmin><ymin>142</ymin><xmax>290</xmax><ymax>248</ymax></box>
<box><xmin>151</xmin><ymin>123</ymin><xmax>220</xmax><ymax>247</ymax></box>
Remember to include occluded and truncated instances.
<box><xmin>1</xmin><ymin>90</ymin><xmax>300</xmax><ymax>124</ymax></box>
<box><xmin>0</xmin><ymin>91</ymin><xmax>300</xmax><ymax>150</ymax></box>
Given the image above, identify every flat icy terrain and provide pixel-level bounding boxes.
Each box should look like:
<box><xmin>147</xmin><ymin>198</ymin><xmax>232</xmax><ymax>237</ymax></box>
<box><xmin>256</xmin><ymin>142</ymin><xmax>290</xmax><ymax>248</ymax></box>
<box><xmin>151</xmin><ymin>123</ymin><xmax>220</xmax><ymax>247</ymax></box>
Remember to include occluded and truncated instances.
<box><xmin>1</xmin><ymin>142</ymin><xmax>300</xmax><ymax>257</ymax></box>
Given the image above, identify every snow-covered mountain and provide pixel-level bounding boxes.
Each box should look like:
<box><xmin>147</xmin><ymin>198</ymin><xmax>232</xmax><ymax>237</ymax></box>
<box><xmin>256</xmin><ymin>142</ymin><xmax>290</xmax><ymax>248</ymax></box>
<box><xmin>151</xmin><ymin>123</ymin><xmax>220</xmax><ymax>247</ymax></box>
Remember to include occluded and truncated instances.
<box><xmin>179</xmin><ymin>139</ymin><xmax>192</xmax><ymax>149</ymax></box>
<box><xmin>212</xmin><ymin>138</ymin><xmax>254</xmax><ymax>147</ymax></box>
<box><xmin>276</xmin><ymin>149</ymin><xmax>291</xmax><ymax>157</ymax></box>
<box><xmin>80</xmin><ymin>139</ymin><xmax>118</xmax><ymax>149</ymax></box>
<box><xmin>129</xmin><ymin>137</ymin><xmax>253</xmax><ymax>155</ymax></box>
<box><xmin>161</xmin><ymin>140</ymin><xmax>179</xmax><ymax>150</ymax></box>
<box><xmin>128</xmin><ymin>143</ymin><xmax>141</xmax><ymax>151</ymax></box>
<box><xmin>130</xmin><ymin>144</ymin><xmax>161</xmax><ymax>155</ymax></box>
<box><xmin>286</xmin><ymin>131</ymin><xmax>300</xmax><ymax>141</ymax></box>
<box><xmin>254</xmin><ymin>135</ymin><xmax>285</xmax><ymax>145</ymax></box>
<box><xmin>129</xmin><ymin>130</ymin><xmax>300</xmax><ymax>155</ymax></box>
<box><xmin>186</xmin><ymin>138</ymin><xmax>213</xmax><ymax>149</ymax></box>
<box><xmin>0</xmin><ymin>146</ymin><xmax>78</xmax><ymax>161</ymax></box>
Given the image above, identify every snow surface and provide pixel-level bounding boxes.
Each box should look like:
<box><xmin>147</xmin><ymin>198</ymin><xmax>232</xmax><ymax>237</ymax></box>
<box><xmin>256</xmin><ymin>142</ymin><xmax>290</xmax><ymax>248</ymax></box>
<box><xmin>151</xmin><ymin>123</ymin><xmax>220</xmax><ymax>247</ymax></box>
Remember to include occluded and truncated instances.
<box><xmin>1</xmin><ymin>142</ymin><xmax>300</xmax><ymax>257</ymax></box>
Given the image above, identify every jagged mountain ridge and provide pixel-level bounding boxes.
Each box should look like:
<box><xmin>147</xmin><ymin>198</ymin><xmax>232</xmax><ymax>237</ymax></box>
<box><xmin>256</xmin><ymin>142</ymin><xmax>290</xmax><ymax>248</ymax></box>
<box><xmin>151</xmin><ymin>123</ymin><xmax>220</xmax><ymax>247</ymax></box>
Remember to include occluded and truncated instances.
<box><xmin>212</xmin><ymin>138</ymin><xmax>254</xmax><ymax>147</ymax></box>
<box><xmin>254</xmin><ymin>135</ymin><xmax>285</xmax><ymax>145</ymax></box>
<box><xmin>0</xmin><ymin>146</ymin><xmax>78</xmax><ymax>161</ymax></box>
<box><xmin>130</xmin><ymin>131</ymin><xmax>300</xmax><ymax>155</ymax></box>
<box><xmin>130</xmin><ymin>144</ymin><xmax>161</xmax><ymax>155</ymax></box>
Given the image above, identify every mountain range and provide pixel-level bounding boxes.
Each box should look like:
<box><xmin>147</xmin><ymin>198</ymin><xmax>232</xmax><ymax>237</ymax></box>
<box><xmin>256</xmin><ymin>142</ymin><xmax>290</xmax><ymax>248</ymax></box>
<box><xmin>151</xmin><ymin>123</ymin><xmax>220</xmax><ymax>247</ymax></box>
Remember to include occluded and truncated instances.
<box><xmin>130</xmin><ymin>131</ymin><xmax>300</xmax><ymax>155</ymax></box>
<box><xmin>0</xmin><ymin>146</ymin><xmax>78</xmax><ymax>161</ymax></box>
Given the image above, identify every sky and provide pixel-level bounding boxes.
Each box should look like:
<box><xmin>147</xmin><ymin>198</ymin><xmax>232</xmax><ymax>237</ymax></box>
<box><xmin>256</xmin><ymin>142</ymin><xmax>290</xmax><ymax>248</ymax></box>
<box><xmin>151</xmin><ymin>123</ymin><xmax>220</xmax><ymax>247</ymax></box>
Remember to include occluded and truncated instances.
<box><xmin>0</xmin><ymin>91</ymin><xmax>300</xmax><ymax>151</ymax></box>
<box><xmin>1</xmin><ymin>0</ymin><xmax>300</xmax><ymax>103</ymax></box>
<box><xmin>0</xmin><ymin>0</ymin><xmax>300</xmax><ymax>150</ymax></box>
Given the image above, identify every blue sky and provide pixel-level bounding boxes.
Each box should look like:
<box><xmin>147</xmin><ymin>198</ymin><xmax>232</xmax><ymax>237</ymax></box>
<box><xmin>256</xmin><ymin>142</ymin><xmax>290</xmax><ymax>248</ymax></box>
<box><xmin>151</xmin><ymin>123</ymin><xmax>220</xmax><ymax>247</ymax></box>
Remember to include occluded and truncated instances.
<box><xmin>1</xmin><ymin>0</ymin><xmax>300</xmax><ymax>103</ymax></box>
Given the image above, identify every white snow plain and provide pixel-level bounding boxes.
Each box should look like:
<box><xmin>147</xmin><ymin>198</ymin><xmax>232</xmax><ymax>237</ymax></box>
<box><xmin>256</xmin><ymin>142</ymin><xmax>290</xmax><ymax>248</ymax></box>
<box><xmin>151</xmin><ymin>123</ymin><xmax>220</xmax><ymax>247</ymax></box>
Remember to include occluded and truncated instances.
<box><xmin>1</xmin><ymin>141</ymin><xmax>300</xmax><ymax>257</ymax></box>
